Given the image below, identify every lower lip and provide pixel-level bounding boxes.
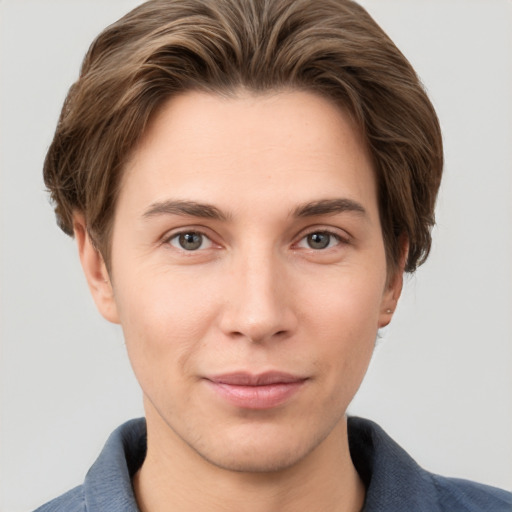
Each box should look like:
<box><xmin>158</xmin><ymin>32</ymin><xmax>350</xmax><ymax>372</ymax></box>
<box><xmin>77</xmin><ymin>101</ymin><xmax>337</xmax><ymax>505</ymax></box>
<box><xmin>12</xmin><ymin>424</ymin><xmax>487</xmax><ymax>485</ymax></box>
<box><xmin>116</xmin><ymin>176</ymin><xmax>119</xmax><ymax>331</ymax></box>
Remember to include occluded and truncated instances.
<box><xmin>205</xmin><ymin>380</ymin><xmax>306</xmax><ymax>410</ymax></box>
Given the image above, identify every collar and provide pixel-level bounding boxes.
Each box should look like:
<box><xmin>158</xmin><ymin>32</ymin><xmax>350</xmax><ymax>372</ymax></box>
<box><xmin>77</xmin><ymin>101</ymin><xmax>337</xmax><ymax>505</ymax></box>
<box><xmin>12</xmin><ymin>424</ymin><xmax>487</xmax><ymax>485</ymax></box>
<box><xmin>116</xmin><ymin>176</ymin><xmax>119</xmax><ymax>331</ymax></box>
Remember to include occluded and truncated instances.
<box><xmin>348</xmin><ymin>417</ymin><xmax>441</xmax><ymax>511</ymax></box>
<box><xmin>83</xmin><ymin>417</ymin><xmax>441</xmax><ymax>511</ymax></box>
<box><xmin>84</xmin><ymin>418</ymin><xmax>146</xmax><ymax>511</ymax></box>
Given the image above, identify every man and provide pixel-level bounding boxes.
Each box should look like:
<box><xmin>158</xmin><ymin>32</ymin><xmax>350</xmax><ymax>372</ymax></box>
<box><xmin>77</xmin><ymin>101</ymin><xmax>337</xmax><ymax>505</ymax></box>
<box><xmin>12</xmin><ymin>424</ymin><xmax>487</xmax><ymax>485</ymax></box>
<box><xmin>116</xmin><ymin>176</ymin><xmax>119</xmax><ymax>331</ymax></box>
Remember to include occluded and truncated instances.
<box><xmin>32</xmin><ymin>0</ymin><xmax>511</xmax><ymax>510</ymax></box>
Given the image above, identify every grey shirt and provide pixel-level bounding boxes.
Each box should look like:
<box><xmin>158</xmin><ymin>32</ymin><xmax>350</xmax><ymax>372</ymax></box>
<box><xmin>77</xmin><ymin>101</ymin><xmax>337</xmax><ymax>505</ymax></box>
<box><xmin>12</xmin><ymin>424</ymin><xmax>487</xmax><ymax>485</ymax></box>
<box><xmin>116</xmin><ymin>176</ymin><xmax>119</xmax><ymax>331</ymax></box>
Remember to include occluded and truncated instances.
<box><xmin>34</xmin><ymin>417</ymin><xmax>512</xmax><ymax>511</ymax></box>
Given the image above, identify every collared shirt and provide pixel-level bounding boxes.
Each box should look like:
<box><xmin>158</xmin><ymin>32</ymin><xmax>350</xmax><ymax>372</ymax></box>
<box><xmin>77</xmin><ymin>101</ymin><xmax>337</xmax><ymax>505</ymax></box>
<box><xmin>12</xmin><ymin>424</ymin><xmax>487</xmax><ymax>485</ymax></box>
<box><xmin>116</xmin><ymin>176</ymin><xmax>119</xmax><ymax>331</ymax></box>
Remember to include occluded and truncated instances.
<box><xmin>34</xmin><ymin>417</ymin><xmax>512</xmax><ymax>512</ymax></box>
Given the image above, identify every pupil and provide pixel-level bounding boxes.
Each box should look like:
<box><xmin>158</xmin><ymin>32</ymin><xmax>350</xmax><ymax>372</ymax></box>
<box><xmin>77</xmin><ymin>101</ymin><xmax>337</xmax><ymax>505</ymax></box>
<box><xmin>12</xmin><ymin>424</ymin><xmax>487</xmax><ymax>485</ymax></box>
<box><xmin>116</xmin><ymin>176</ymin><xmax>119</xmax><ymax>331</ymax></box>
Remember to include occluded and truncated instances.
<box><xmin>179</xmin><ymin>232</ymin><xmax>202</xmax><ymax>250</ymax></box>
<box><xmin>308</xmin><ymin>232</ymin><xmax>330</xmax><ymax>249</ymax></box>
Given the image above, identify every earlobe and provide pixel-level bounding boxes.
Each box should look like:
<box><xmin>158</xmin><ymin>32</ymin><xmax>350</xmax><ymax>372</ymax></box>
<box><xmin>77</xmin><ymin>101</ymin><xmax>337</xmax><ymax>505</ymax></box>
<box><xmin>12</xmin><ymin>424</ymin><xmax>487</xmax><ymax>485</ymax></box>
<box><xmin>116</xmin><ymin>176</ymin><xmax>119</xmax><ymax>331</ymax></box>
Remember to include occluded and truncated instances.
<box><xmin>378</xmin><ymin>271</ymin><xmax>403</xmax><ymax>328</ymax></box>
<box><xmin>73</xmin><ymin>213</ymin><xmax>120</xmax><ymax>324</ymax></box>
<box><xmin>378</xmin><ymin>237</ymin><xmax>408</xmax><ymax>328</ymax></box>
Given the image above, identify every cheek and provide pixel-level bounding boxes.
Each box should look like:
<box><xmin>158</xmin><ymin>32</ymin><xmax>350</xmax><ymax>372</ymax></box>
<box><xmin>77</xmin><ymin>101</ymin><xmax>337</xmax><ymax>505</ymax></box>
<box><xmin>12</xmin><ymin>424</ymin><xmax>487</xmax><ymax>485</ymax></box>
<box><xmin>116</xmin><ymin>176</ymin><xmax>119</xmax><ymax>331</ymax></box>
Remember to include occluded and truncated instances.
<box><xmin>303</xmin><ymin>263</ymin><xmax>386</xmax><ymax>336</ymax></box>
<box><xmin>112</xmin><ymin>268</ymin><xmax>221</xmax><ymax>384</ymax></box>
<box><xmin>302</xmin><ymin>268</ymin><xmax>386</xmax><ymax>389</ymax></box>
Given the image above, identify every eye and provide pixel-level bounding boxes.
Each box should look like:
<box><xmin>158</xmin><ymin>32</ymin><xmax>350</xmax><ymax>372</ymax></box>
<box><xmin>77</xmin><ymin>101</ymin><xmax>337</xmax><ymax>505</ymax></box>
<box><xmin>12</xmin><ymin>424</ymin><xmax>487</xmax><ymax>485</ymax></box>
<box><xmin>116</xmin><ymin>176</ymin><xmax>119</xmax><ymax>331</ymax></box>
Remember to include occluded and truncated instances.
<box><xmin>297</xmin><ymin>231</ymin><xmax>342</xmax><ymax>250</ymax></box>
<box><xmin>168</xmin><ymin>231</ymin><xmax>212</xmax><ymax>251</ymax></box>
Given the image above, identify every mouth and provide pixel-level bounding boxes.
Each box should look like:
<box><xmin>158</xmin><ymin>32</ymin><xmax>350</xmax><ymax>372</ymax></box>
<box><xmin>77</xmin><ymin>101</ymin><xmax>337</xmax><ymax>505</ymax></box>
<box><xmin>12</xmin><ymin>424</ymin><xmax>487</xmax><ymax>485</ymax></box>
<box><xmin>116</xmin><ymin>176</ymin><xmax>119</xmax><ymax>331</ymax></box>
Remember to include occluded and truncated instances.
<box><xmin>204</xmin><ymin>371</ymin><xmax>308</xmax><ymax>410</ymax></box>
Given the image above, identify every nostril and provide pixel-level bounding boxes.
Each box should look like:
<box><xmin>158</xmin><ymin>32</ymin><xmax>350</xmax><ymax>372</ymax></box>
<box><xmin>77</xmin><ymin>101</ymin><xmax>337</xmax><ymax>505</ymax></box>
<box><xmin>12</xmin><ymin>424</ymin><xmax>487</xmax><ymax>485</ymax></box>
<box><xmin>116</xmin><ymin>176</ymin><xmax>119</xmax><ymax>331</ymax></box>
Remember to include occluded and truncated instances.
<box><xmin>228</xmin><ymin>329</ymin><xmax>289</xmax><ymax>343</ymax></box>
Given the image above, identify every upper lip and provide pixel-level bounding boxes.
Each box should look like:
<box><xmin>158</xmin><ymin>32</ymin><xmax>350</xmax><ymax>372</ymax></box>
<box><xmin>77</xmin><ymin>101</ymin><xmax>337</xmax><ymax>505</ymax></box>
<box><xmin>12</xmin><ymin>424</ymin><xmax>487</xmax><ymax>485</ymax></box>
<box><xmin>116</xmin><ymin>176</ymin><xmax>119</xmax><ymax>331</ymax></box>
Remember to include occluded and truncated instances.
<box><xmin>206</xmin><ymin>371</ymin><xmax>307</xmax><ymax>386</ymax></box>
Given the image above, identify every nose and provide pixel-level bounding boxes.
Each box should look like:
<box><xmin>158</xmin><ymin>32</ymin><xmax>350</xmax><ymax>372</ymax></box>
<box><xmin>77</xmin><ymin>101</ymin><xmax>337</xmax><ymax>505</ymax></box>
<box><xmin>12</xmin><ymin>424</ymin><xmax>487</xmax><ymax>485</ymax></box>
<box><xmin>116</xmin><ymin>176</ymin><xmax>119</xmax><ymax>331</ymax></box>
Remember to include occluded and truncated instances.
<box><xmin>218</xmin><ymin>248</ymin><xmax>297</xmax><ymax>344</ymax></box>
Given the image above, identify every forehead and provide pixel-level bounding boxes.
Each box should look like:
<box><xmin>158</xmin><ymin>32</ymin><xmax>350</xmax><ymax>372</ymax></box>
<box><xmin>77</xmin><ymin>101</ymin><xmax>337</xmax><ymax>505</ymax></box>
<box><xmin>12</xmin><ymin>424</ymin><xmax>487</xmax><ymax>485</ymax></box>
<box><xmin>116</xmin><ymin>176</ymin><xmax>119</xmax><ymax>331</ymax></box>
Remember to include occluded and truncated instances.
<box><xmin>118</xmin><ymin>89</ymin><xmax>377</xmax><ymax>220</ymax></box>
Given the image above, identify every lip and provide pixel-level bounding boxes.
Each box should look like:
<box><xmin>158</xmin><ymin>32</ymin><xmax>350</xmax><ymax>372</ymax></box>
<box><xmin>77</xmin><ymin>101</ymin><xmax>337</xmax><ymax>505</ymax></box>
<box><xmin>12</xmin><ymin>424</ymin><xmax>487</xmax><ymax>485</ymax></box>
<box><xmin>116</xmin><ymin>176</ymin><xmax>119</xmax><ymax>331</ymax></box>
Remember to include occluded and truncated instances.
<box><xmin>204</xmin><ymin>371</ymin><xmax>308</xmax><ymax>410</ymax></box>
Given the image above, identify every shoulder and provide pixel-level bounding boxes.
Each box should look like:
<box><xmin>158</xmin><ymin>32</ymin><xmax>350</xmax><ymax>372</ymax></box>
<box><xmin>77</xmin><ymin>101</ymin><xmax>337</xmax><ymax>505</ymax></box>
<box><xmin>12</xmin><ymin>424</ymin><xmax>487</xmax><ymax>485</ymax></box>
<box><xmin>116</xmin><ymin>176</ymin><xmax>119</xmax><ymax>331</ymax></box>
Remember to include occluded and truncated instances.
<box><xmin>31</xmin><ymin>418</ymin><xmax>146</xmax><ymax>512</ymax></box>
<box><xmin>431</xmin><ymin>474</ymin><xmax>512</xmax><ymax>512</ymax></box>
<box><xmin>32</xmin><ymin>486</ymin><xmax>85</xmax><ymax>512</ymax></box>
<box><xmin>347</xmin><ymin>417</ymin><xmax>512</xmax><ymax>512</ymax></box>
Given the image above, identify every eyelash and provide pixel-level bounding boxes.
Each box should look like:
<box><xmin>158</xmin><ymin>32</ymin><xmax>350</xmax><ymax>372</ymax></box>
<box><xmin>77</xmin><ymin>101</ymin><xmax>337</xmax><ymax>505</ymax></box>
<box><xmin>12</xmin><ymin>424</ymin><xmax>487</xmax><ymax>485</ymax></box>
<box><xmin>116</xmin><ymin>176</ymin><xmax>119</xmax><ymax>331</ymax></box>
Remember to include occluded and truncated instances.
<box><xmin>295</xmin><ymin>229</ymin><xmax>350</xmax><ymax>251</ymax></box>
<box><xmin>163</xmin><ymin>227</ymin><xmax>349</xmax><ymax>253</ymax></box>
<box><xmin>165</xmin><ymin>230</ymin><xmax>214</xmax><ymax>252</ymax></box>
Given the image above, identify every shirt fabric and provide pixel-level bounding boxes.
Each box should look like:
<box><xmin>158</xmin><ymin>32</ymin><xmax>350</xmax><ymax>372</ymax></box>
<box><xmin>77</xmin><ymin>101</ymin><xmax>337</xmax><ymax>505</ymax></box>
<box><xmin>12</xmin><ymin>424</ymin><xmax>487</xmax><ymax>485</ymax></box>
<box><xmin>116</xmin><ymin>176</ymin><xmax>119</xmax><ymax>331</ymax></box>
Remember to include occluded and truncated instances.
<box><xmin>34</xmin><ymin>417</ymin><xmax>512</xmax><ymax>512</ymax></box>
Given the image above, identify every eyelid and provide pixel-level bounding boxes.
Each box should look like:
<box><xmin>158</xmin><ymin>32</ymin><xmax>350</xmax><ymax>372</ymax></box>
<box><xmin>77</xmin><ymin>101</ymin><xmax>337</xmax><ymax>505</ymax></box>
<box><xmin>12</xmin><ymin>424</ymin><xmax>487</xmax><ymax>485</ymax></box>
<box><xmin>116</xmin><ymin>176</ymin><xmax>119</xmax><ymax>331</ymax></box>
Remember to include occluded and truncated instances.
<box><xmin>161</xmin><ymin>226</ymin><xmax>220</xmax><ymax>250</ymax></box>
<box><xmin>295</xmin><ymin>226</ymin><xmax>352</xmax><ymax>246</ymax></box>
<box><xmin>169</xmin><ymin>232</ymin><xmax>212</xmax><ymax>251</ymax></box>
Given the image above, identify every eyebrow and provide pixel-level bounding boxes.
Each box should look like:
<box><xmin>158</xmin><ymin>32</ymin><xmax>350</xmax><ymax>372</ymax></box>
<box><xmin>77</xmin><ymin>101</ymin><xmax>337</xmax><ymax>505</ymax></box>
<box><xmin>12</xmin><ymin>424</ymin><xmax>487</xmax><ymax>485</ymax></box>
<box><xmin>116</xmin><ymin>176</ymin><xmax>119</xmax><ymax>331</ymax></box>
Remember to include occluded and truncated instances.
<box><xmin>142</xmin><ymin>197</ymin><xmax>366</xmax><ymax>222</ymax></box>
<box><xmin>292</xmin><ymin>198</ymin><xmax>367</xmax><ymax>218</ymax></box>
<box><xmin>142</xmin><ymin>200</ymin><xmax>229</xmax><ymax>221</ymax></box>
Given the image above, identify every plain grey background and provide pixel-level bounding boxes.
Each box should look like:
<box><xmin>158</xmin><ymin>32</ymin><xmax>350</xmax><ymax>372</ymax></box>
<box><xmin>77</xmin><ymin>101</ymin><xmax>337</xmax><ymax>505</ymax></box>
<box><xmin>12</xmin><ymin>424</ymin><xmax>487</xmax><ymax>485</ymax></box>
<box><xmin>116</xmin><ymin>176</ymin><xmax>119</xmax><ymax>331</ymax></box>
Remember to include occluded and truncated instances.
<box><xmin>1</xmin><ymin>1</ymin><xmax>511</xmax><ymax>510</ymax></box>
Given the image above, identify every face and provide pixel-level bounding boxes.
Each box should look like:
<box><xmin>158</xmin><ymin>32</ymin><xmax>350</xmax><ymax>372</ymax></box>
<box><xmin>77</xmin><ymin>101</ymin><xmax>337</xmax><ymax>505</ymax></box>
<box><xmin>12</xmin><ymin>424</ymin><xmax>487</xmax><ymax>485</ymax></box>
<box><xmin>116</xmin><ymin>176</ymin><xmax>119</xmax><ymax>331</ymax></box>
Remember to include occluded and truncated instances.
<box><xmin>79</xmin><ymin>90</ymin><xmax>401</xmax><ymax>473</ymax></box>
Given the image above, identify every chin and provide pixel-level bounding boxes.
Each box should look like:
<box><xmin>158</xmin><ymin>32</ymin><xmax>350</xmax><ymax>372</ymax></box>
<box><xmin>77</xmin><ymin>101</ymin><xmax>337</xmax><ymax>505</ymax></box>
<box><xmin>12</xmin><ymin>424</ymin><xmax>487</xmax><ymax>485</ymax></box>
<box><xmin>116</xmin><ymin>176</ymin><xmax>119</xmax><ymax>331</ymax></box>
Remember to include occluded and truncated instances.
<box><xmin>189</xmin><ymin>421</ymin><xmax>337</xmax><ymax>474</ymax></box>
<box><xmin>197</xmin><ymin>442</ymin><xmax>310</xmax><ymax>474</ymax></box>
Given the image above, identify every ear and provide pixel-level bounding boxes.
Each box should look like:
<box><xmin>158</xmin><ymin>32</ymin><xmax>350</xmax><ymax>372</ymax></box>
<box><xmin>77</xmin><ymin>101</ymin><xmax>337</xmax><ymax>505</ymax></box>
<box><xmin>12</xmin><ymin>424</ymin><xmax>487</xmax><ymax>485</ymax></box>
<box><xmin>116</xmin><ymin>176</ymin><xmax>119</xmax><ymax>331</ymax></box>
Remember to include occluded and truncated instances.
<box><xmin>73</xmin><ymin>213</ymin><xmax>120</xmax><ymax>324</ymax></box>
<box><xmin>378</xmin><ymin>237</ymin><xmax>408</xmax><ymax>328</ymax></box>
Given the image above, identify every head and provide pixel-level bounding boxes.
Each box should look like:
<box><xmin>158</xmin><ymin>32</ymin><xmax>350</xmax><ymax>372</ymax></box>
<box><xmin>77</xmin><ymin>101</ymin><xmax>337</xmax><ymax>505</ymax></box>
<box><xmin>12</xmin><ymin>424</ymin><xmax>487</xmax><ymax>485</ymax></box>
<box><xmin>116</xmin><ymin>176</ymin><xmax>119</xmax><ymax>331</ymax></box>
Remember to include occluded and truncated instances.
<box><xmin>44</xmin><ymin>0</ymin><xmax>442</xmax><ymax>279</ymax></box>
<box><xmin>43</xmin><ymin>0</ymin><xmax>443</xmax><ymax>475</ymax></box>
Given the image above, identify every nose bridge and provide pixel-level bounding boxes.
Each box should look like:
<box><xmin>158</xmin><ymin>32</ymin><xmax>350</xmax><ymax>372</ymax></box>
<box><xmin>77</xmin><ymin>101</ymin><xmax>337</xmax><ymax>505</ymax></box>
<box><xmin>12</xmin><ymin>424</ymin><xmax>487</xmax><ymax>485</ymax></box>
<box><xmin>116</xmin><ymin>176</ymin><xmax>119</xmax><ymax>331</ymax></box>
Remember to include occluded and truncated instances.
<box><xmin>220</xmin><ymin>240</ymin><xmax>294</xmax><ymax>342</ymax></box>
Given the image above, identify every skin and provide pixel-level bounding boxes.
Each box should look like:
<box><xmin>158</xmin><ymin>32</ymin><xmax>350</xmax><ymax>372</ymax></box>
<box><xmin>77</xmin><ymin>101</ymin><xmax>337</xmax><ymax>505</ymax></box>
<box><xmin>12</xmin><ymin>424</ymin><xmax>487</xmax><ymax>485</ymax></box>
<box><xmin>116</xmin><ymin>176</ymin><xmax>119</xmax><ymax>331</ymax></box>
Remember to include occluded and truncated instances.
<box><xmin>74</xmin><ymin>90</ymin><xmax>404</xmax><ymax>512</ymax></box>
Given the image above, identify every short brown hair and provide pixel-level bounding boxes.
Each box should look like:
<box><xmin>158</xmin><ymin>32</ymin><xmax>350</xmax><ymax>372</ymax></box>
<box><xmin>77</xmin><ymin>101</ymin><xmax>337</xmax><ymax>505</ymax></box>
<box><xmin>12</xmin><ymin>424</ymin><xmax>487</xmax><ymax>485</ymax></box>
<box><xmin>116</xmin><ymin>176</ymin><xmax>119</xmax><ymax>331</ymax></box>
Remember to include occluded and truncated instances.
<box><xmin>44</xmin><ymin>0</ymin><xmax>443</xmax><ymax>274</ymax></box>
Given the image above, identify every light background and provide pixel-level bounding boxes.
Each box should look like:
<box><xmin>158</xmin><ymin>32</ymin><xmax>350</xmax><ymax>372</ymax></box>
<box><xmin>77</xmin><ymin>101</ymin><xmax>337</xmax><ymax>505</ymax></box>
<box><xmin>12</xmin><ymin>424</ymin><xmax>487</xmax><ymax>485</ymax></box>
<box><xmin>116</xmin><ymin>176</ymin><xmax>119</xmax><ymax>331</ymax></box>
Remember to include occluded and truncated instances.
<box><xmin>1</xmin><ymin>1</ymin><xmax>511</xmax><ymax>510</ymax></box>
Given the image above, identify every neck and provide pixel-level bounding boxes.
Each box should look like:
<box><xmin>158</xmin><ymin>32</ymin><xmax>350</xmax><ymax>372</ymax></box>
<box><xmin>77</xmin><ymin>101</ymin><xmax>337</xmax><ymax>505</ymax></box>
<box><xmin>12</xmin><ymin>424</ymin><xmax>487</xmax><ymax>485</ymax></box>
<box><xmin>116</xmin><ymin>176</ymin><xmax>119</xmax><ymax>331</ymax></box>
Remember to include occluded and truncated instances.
<box><xmin>134</xmin><ymin>402</ymin><xmax>365</xmax><ymax>512</ymax></box>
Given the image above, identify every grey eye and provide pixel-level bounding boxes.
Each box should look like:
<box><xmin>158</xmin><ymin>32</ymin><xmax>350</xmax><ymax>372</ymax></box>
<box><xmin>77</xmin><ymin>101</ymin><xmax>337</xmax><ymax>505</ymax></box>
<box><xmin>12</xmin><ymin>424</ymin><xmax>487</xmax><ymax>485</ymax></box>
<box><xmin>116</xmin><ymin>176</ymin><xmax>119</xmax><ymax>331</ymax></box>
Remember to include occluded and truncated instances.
<box><xmin>179</xmin><ymin>232</ymin><xmax>202</xmax><ymax>250</ymax></box>
<box><xmin>305</xmin><ymin>232</ymin><xmax>337</xmax><ymax>250</ymax></box>
<box><xmin>169</xmin><ymin>232</ymin><xmax>209</xmax><ymax>251</ymax></box>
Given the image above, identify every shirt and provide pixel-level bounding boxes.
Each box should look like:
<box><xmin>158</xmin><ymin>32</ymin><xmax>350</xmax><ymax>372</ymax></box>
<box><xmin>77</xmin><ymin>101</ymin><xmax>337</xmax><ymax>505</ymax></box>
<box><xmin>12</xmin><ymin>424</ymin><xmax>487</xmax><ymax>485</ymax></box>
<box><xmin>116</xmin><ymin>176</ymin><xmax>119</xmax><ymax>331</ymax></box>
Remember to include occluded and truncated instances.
<box><xmin>34</xmin><ymin>417</ymin><xmax>512</xmax><ymax>511</ymax></box>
